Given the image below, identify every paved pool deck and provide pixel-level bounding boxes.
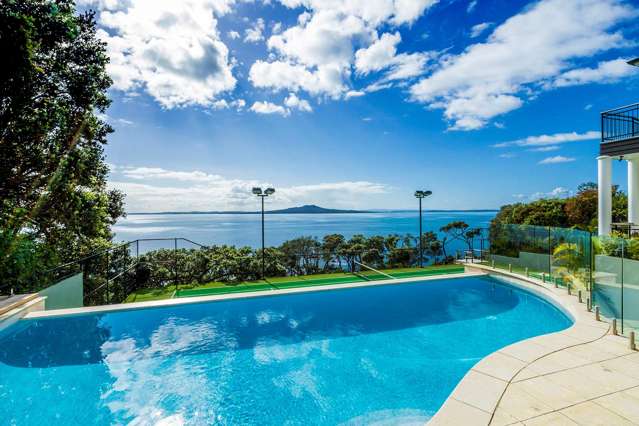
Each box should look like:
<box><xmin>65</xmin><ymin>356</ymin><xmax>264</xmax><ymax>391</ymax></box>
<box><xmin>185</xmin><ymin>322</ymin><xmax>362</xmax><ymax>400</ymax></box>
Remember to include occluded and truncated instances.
<box><xmin>429</xmin><ymin>263</ymin><xmax>639</xmax><ymax>426</ymax></box>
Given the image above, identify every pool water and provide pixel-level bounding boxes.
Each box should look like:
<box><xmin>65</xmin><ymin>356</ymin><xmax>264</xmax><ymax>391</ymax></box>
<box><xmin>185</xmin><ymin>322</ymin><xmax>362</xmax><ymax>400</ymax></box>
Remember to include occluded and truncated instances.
<box><xmin>0</xmin><ymin>276</ymin><xmax>572</xmax><ymax>425</ymax></box>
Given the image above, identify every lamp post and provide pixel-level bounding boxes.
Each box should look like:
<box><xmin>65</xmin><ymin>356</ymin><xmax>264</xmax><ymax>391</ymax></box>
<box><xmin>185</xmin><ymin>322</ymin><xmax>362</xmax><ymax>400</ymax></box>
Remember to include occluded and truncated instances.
<box><xmin>414</xmin><ymin>190</ymin><xmax>433</xmax><ymax>267</ymax></box>
<box><xmin>253</xmin><ymin>187</ymin><xmax>275</xmax><ymax>279</ymax></box>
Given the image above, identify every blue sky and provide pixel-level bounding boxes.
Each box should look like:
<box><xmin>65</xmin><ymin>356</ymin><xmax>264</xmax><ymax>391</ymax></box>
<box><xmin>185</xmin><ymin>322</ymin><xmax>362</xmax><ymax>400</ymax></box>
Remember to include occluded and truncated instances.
<box><xmin>80</xmin><ymin>0</ymin><xmax>639</xmax><ymax>212</ymax></box>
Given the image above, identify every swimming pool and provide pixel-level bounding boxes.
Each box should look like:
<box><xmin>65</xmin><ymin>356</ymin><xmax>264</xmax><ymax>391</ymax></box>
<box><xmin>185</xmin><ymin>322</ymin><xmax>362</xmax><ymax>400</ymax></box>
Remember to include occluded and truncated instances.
<box><xmin>0</xmin><ymin>275</ymin><xmax>572</xmax><ymax>425</ymax></box>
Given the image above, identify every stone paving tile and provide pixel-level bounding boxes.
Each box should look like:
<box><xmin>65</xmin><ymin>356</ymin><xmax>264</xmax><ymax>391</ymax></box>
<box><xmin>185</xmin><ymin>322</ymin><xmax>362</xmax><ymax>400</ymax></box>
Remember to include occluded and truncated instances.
<box><xmin>571</xmin><ymin>362</ymin><xmax>639</xmax><ymax>392</ymax></box>
<box><xmin>562</xmin><ymin>344</ymin><xmax>618</xmax><ymax>363</ymax></box>
<box><xmin>450</xmin><ymin>371</ymin><xmax>508</xmax><ymax>413</ymax></box>
<box><xmin>533</xmin><ymin>333</ymin><xmax>584</xmax><ymax>352</ymax></box>
<box><xmin>522</xmin><ymin>411</ymin><xmax>578</xmax><ymax>425</ymax></box>
<box><xmin>560</xmin><ymin>401</ymin><xmax>635</xmax><ymax>426</ymax></box>
<box><xmin>586</xmin><ymin>335</ymin><xmax>635</xmax><ymax>357</ymax></box>
<box><xmin>600</xmin><ymin>355</ymin><xmax>639</xmax><ymax>380</ymax></box>
<box><xmin>592</xmin><ymin>387</ymin><xmax>639</xmax><ymax>424</ymax></box>
<box><xmin>495</xmin><ymin>384</ymin><xmax>554</xmax><ymax>421</ymax></box>
<box><xmin>561</xmin><ymin>325</ymin><xmax>610</xmax><ymax>341</ymax></box>
<box><xmin>472</xmin><ymin>352</ymin><xmax>527</xmax><ymax>382</ymax></box>
<box><xmin>512</xmin><ymin>350</ymin><xmax>592</xmax><ymax>382</ymax></box>
<box><xmin>624</xmin><ymin>386</ymin><xmax>639</xmax><ymax>399</ymax></box>
<box><xmin>542</xmin><ymin>368</ymin><xmax>608</xmax><ymax>401</ymax></box>
<box><xmin>511</xmin><ymin>375</ymin><xmax>585</xmax><ymax>411</ymax></box>
<box><xmin>428</xmin><ymin>397</ymin><xmax>491</xmax><ymax>426</ymax></box>
<box><xmin>499</xmin><ymin>341</ymin><xmax>552</xmax><ymax>363</ymax></box>
<box><xmin>489</xmin><ymin>408</ymin><xmax>520</xmax><ymax>426</ymax></box>
<box><xmin>511</xmin><ymin>367</ymin><xmax>539</xmax><ymax>382</ymax></box>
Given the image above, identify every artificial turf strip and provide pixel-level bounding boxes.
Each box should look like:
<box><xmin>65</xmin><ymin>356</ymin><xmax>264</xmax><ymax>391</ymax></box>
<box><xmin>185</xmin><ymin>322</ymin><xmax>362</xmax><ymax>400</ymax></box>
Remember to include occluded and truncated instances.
<box><xmin>174</xmin><ymin>266</ymin><xmax>465</xmax><ymax>299</ymax></box>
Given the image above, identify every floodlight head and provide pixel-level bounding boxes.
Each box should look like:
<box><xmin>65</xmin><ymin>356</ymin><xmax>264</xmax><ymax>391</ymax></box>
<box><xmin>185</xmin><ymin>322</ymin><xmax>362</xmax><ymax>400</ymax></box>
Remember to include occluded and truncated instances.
<box><xmin>423</xmin><ymin>190</ymin><xmax>433</xmax><ymax>197</ymax></box>
<box><xmin>628</xmin><ymin>57</ymin><xmax>639</xmax><ymax>67</ymax></box>
<box><xmin>252</xmin><ymin>187</ymin><xmax>263</xmax><ymax>195</ymax></box>
<box><xmin>264</xmin><ymin>187</ymin><xmax>275</xmax><ymax>195</ymax></box>
<box><xmin>414</xmin><ymin>190</ymin><xmax>424</xmax><ymax>198</ymax></box>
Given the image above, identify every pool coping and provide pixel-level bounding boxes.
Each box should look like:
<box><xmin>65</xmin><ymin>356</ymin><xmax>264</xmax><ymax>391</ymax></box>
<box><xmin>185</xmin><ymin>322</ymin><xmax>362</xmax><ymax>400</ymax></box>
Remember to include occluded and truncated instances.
<box><xmin>427</xmin><ymin>263</ymin><xmax>614</xmax><ymax>426</ymax></box>
<box><xmin>23</xmin><ymin>270</ymin><xmax>485</xmax><ymax>319</ymax></box>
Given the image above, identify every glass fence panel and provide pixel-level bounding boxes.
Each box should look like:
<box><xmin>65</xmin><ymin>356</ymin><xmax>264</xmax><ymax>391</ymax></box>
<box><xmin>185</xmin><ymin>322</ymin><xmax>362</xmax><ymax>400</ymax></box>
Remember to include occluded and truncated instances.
<box><xmin>487</xmin><ymin>224</ymin><xmax>552</xmax><ymax>278</ymax></box>
<box><xmin>592</xmin><ymin>236</ymin><xmax>624</xmax><ymax>328</ymax></box>
<box><xmin>621</xmin><ymin>239</ymin><xmax>639</xmax><ymax>335</ymax></box>
<box><xmin>550</xmin><ymin>227</ymin><xmax>591</xmax><ymax>292</ymax></box>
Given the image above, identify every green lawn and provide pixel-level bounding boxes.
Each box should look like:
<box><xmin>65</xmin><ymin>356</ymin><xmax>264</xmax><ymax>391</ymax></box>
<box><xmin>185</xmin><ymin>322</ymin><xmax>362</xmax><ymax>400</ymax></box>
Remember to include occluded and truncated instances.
<box><xmin>124</xmin><ymin>265</ymin><xmax>465</xmax><ymax>303</ymax></box>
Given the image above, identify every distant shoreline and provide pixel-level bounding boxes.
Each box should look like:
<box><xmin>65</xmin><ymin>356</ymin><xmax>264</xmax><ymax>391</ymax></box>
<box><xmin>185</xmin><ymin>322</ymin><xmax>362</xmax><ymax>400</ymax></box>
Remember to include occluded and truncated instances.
<box><xmin>127</xmin><ymin>209</ymin><xmax>499</xmax><ymax>215</ymax></box>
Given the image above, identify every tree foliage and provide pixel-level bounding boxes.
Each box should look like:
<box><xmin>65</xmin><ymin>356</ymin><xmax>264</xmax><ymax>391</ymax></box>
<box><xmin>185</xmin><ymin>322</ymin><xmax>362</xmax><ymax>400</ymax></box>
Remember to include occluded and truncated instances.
<box><xmin>491</xmin><ymin>182</ymin><xmax>627</xmax><ymax>232</ymax></box>
<box><xmin>0</xmin><ymin>0</ymin><xmax>124</xmax><ymax>291</ymax></box>
<box><xmin>107</xmin><ymin>229</ymin><xmax>460</xmax><ymax>297</ymax></box>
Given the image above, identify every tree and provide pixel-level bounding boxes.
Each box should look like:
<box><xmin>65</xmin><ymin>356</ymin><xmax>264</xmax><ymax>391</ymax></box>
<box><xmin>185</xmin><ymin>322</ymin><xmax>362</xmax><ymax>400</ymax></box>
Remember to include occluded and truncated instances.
<box><xmin>321</xmin><ymin>233</ymin><xmax>345</xmax><ymax>271</ymax></box>
<box><xmin>440</xmin><ymin>221</ymin><xmax>469</xmax><ymax>257</ymax></box>
<box><xmin>565</xmin><ymin>182</ymin><xmax>598</xmax><ymax>231</ymax></box>
<box><xmin>279</xmin><ymin>236</ymin><xmax>321</xmax><ymax>275</ymax></box>
<box><xmin>492</xmin><ymin>182</ymin><xmax>628</xmax><ymax>232</ymax></box>
<box><xmin>420</xmin><ymin>231</ymin><xmax>442</xmax><ymax>264</ymax></box>
<box><xmin>0</xmin><ymin>0</ymin><xmax>125</xmax><ymax>292</ymax></box>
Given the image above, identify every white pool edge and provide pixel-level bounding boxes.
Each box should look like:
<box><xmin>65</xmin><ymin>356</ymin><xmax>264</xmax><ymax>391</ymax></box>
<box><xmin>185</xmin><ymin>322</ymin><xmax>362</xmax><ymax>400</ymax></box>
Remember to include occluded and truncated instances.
<box><xmin>24</xmin><ymin>270</ymin><xmax>484</xmax><ymax>319</ymax></box>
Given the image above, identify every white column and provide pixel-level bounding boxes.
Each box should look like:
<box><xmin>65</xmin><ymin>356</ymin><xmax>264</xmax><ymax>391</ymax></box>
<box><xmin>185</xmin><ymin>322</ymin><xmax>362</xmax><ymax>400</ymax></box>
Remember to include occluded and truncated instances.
<box><xmin>628</xmin><ymin>157</ymin><xmax>639</xmax><ymax>225</ymax></box>
<box><xmin>598</xmin><ymin>155</ymin><xmax>612</xmax><ymax>236</ymax></box>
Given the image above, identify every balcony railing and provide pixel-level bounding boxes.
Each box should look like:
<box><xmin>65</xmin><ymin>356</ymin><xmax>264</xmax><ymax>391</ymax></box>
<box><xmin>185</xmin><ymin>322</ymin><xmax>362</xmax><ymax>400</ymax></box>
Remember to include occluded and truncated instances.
<box><xmin>602</xmin><ymin>103</ymin><xmax>639</xmax><ymax>143</ymax></box>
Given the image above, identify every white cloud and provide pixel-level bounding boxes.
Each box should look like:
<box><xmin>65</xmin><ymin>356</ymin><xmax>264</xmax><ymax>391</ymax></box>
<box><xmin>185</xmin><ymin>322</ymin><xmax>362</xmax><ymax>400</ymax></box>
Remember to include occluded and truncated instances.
<box><xmin>345</xmin><ymin>90</ymin><xmax>365</xmax><ymax>99</ymax></box>
<box><xmin>272</xmin><ymin>22</ymin><xmax>283</xmax><ymax>34</ymax></box>
<box><xmin>227</xmin><ymin>30</ymin><xmax>240</xmax><ymax>39</ymax></box>
<box><xmin>529</xmin><ymin>145</ymin><xmax>560</xmax><ymax>152</ymax></box>
<box><xmin>355</xmin><ymin>32</ymin><xmax>401</xmax><ymax>74</ymax></box>
<box><xmin>249</xmin><ymin>1</ymin><xmax>438</xmax><ymax>98</ymax></box>
<box><xmin>538</xmin><ymin>155</ymin><xmax>576</xmax><ymax>164</ymax></box>
<box><xmin>494</xmin><ymin>130</ymin><xmax>599</xmax><ymax>148</ymax></box>
<box><xmin>470</xmin><ymin>22</ymin><xmax>493</xmax><ymax>38</ymax></box>
<box><xmin>354</xmin><ymin>32</ymin><xmax>431</xmax><ymax>81</ymax></box>
<box><xmin>85</xmin><ymin>0</ymin><xmax>237</xmax><ymax>109</ymax></box>
<box><xmin>109</xmin><ymin>165</ymin><xmax>389</xmax><ymax>212</ymax></box>
<box><xmin>467</xmin><ymin>0</ymin><xmax>478</xmax><ymax>13</ymax></box>
<box><xmin>244</xmin><ymin>18</ymin><xmax>266</xmax><ymax>43</ymax></box>
<box><xmin>410</xmin><ymin>0</ymin><xmax>636</xmax><ymax>130</ymax></box>
<box><xmin>249</xmin><ymin>60</ymin><xmax>347</xmax><ymax>98</ymax></box>
<box><xmin>250</xmin><ymin>101</ymin><xmax>290</xmax><ymax>116</ymax></box>
<box><xmin>284</xmin><ymin>93</ymin><xmax>313</xmax><ymax>112</ymax></box>
<box><xmin>514</xmin><ymin>186</ymin><xmax>573</xmax><ymax>201</ymax></box>
<box><xmin>499</xmin><ymin>153</ymin><xmax>516</xmax><ymax>158</ymax></box>
<box><xmin>274</xmin><ymin>0</ymin><xmax>438</xmax><ymax>27</ymax></box>
<box><xmin>551</xmin><ymin>58</ymin><xmax>636</xmax><ymax>87</ymax></box>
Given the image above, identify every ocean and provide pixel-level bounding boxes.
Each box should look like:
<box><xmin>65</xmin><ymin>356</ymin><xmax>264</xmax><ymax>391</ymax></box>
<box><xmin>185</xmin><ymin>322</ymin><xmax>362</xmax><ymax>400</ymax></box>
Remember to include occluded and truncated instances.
<box><xmin>113</xmin><ymin>211</ymin><xmax>496</xmax><ymax>253</ymax></box>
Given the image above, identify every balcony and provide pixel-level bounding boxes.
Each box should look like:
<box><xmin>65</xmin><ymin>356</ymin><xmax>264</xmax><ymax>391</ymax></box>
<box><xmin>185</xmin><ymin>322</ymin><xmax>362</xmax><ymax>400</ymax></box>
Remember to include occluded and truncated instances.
<box><xmin>600</xmin><ymin>102</ymin><xmax>639</xmax><ymax>156</ymax></box>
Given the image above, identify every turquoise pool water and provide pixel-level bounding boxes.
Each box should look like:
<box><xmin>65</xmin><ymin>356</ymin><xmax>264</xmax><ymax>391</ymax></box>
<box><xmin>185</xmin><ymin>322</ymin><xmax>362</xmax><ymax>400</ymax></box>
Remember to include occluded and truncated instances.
<box><xmin>0</xmin><ymin>276</ymin><xmax>571</xmax><ymax>425</ymax></box>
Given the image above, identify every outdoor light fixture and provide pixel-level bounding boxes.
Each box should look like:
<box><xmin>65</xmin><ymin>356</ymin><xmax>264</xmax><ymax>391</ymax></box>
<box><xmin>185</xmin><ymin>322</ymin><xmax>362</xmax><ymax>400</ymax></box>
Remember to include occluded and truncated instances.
<box><xmin>414</xmin><ymin>190</ymin><xmax>433</xmax><ymax>268</ymax></box>
<box><xmin>627</xmin><ymin>58</ymin><xmax>639</xmax><ymax>67</ymax></box>
<box><xmin>253</xmin><ymin>186</ymin><xmax>276</xmax><ymax>279</ymax></box>
<box><xmin>414</xmin><ymin>190</ymin><xmax>433</xmax><ymax>198</ymax></box>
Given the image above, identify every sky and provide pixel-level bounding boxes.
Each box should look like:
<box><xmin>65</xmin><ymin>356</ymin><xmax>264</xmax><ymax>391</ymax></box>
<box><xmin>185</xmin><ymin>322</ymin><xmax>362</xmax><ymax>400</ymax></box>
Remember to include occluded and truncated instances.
<box><xmin>78</xmin><ymin>0</ymin><xmax>639</xmax><ymax>212</ymax></box>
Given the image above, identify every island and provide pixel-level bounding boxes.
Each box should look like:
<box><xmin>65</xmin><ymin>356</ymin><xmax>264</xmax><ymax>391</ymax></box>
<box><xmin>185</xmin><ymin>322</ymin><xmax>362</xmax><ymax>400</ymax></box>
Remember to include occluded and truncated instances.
<box><xmin>128</xmin><ymin>204</ymin><xmax>372</xmax><ymax>215</ymax></box>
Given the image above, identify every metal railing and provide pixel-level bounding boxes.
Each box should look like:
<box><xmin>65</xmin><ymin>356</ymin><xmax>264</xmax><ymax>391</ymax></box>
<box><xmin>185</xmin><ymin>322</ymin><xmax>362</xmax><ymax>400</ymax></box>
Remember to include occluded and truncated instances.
<box><xmin>601</xmin><ymin>103</ymin><xmax>639</xmax><ymax>143</ymax></box>
<box><xmin>0</xmin><ymin>238</ymin><xmax>207</xmax><ymax>305</ymax></box>
<box><xmin>2</xmin><ymin>232</ymin><xmax>484</xmax><ymax>306</ymax></box>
